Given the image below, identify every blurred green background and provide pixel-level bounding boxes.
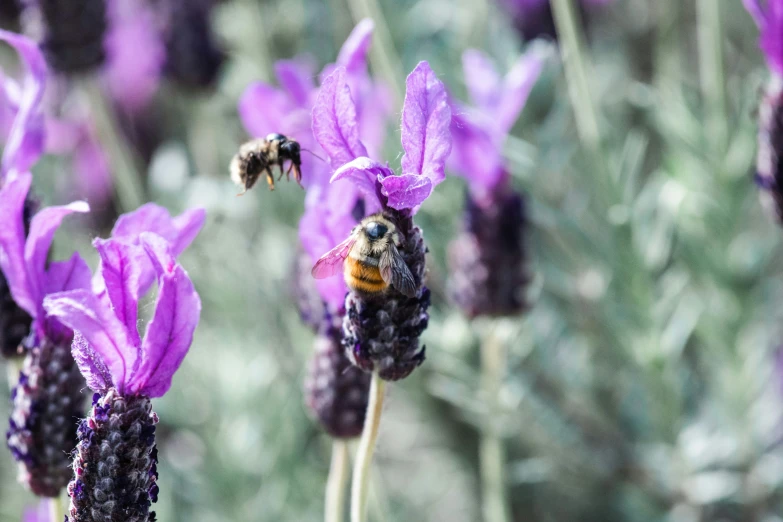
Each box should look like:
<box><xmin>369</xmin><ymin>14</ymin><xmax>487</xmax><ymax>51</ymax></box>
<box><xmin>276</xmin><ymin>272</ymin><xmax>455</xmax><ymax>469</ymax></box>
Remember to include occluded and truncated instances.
<box><xmin>3</xmin><ymin>0</ymin><xmax>783</xmax><ymax>521</ymax></box>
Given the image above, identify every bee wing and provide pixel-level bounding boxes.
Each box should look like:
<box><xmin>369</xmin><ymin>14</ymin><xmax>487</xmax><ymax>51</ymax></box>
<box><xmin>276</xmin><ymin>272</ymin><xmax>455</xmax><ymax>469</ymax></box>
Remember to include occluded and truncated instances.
<box><xmin>311</xmin><ymin>236</ymin><xmax>356</xmax><ymax>279</ymax></box>
<box><xmin>379</xmin><ymin>244</ymin><xmax>417</xmax><ymax>297</ymax></box>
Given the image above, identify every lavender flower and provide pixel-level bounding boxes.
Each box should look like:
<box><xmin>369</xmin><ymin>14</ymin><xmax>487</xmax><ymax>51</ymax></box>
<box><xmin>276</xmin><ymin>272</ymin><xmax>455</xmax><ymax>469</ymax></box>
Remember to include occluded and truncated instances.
<box><xmin>1</xmin><ymin>171</ymin><xmax>91</xmax><ymax>496</ymax></box>
<box><xmin>744</xmin><ymin>0</ymin><xmax>783</xmax><ymax>221</ymax></box>
<box><xmin>23</xmin><ymin>500</ymin><xmax>54</xmax><ymax>522</ymax></box>
<box><xmin>311</xmin><ymin>61</ymin><xmax>452</xmax><ymax>381</ymax></box>
<box><xmin>448</xmin><ymin>48</ymin><xmax>543</xmax><ymax>318</ymax></box>
<box><xmin>43</xmin><ymin>230</ymin><xmax>203</xmax><ymax>522</ymax></box>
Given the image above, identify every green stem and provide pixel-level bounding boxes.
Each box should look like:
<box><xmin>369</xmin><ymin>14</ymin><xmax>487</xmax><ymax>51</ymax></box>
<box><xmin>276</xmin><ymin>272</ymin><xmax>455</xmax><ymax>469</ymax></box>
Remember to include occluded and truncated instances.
<box><xmin>346</xmin><ymin>0</ymin><xmax>405</xmax><ymax>105</ymax></box>
<box><xmin>550</xmin><ymin>0</ymin><xmax>601</xmax><ymax>155</ymax></box>
<box><xmin>697</xmin><ymin>0</ymin><xmax>726</xmax><ymax>157</ymax></box>
<box><xmin>79</xmin><ymin>79</ymin><xmax>145</xmax><ymax>212</ymax></box>
<box><xmin>350</xmin><ymin>372</ymin><xmax>386</xmax><ymax>522</ymax></box>
<box><xmin>49</xmin><ymin>496</ymin><xmax>65</xmax><ymax>522</ymax></box>
<box><xmin>325</xmin><ymin>440</ymin><xmax>350</xmax><ymax>522</ymax></box>
<box><xmin>480</xmin><ymin>326</ymin><xmax>510</xmax><ymax>522</ymax></box>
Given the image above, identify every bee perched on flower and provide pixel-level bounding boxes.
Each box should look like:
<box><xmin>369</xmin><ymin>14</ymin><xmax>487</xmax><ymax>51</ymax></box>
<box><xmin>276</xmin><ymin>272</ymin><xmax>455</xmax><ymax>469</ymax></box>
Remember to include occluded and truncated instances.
<box><xmin>447</xmin><ymin>47</ymin><xmax>546</xmax><ymax>318</ymax></box>
<box><xmin>744</xmin><ymin>0</ymin><xmax>783</xmax><ymax>222</ymax></box>
<box><xmin>312</xmin><ymin>62</ymin><xmax>451</xmax><ymax>382</ymax></box>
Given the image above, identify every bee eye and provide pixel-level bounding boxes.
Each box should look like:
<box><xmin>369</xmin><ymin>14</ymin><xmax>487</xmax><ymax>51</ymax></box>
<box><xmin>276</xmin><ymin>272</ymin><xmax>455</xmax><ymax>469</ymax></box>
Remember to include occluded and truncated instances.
<box><xmin>365</xmin><ymin>222</ymin><xmax>388</xmax><ymax>240</ymax></box>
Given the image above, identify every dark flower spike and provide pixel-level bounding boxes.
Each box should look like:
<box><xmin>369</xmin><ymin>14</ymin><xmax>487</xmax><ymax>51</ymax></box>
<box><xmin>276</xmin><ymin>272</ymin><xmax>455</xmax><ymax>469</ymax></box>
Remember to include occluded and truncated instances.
<box><xmin>305</xmin><ymin>330</ymin><xmax>371</xmax><ymax>438</ymax></box>
<box><xmin>163</xmin><ymin>0</ymin><xmax>224</xmax><ymax>89</ymax></box>
<box><xmin>447</xmin><ymin>48</ymin><xmax>544</xmax><ymax>317</ymax></box>
<box><xmin>44</xmin><ymin>231</ymin><xmax>202</xmax><ymax>521</ymax></box>
<box><xmin>744</xmin><ymin>1</ymin><xmax>783</xmax><ymax>221</ymax></box>
<box><xmin>36</xmin><ymin>0</ymin><xmax>108</xmax><ymax>74</ymax></box>
<box><xmin>312</xmin><ymin>61</ymin><xmax>451</xmax><ymax>381</ymax></box>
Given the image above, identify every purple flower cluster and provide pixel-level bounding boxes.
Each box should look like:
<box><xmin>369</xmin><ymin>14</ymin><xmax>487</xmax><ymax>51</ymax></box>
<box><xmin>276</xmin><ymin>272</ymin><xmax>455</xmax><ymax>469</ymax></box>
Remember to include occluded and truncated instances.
<box><xmin>498</xmin><ymin>0</ymin><xmax>614</xmax><ymax>41</ymax></box>
<box><xmin>311</xmin><ymin>60</ymin><xmax>452</xmax><ymax>381</ymax></box>
<box><xmin>448</xmin><ymin>48</ymin><xmax>544</xmax><ymax>317</ymax></box>
<box><xmin>43</xmin><ymin>209</ymin><xmax>203</xmax><ymax>521</ymax></box>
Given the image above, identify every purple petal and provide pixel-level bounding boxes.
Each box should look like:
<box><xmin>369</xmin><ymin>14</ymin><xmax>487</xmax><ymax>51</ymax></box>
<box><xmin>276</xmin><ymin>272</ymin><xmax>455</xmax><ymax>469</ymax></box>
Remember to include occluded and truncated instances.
<box><xmin>44</xmin><ymin>252</ymin><xmax>92</xmax><ymax>341</ymax></box>
<box><xmin>379</xmin><ymin>174</ymin><xmax>433</xmax><ymax>211</ymax></box>
<box><xmin>0</xmin><ymin>171</ymin><xmax>35</xmax><ymax>316</ymax></box>
<box><xmin>337</xmin><ymin>19</ymin><xmax>374</xmax><ymax>76</ymax></box>
<box><xmin>107</xmin><ymin>204</ymin><xmax>204</xmax><ymax>296</ymax></box>
<box><xmin>71</xmin><ymin>331</ymin><xmax>113</xmax><ymax>393</ymax></box>
<box><xmin>274</xmin><ymin>59</ymin><xmax>316</xmax><ymax>107</ymax></box>
<box><xmin>330</xmin><ymin>156</ymin><xmax>391</xmax><ymax>210</ymax></box>
<box><xmin>743</xmin><ymin>0</ymin><xmax>765</xmax><ymax>27</ymax></box>
<box><xmin>758</xmin><ymin>0</ymin><xmax>783</xmax><ymax>75</ymax></box>
<box><xmin>449</xmin><ymin>109</ymin><xmax>505</xmax><ymax>190</ymax></box>
<box><xmin>400</xmin><ymin>61</ymin><xmax>452</xmax><ymax>186</ymax></box>
<box><xmin>312</xmin><ymin>67</ymin><xmax>368</xmax><ymax>168</ymax></box>
<box><xmin>0</xmin><ymin>30</ymin><xmax>46</xmax><ymax>178</ymax></box>
<box><xmin>238</xmin><ymin>82</ymin><xmax>293</xmax><ymax>138</ymax></box>
<box><xmin>25</xmin><ymin>200</ymin><xmax>89</xmax><ymax>311</ymax></box>
<box><xmin>496</xmin><ymin>49</ymin><xmax>545</xmax><ymax>133</ymax></box>
<box><xmin>111</xmin><ymin>203</ymin><xmax>205</xmax><ymax>255</ymax></box>
<box><xmin>103</xmin><ymin>0</ymin><xmax>165</xmax><ymax>111</ymax></box>
<box><xmin>94</xmin><ymin>238</ymin><xmax>145</xmax><ymax>347</ymax></box>
<box><xmin>43</xmin><ymin>289</ymin><xmax>136</xmax><ymax>394</ymax></box>
<box><xmin>462</xmin><ymin>49</ymin><xmax>501</xmax><ymax>113</ymax></box>
<box><xmin>358</xmin><ymin>81</ymin><xmax>393</xmax><ymax>160</ymax></box>
<box><xmin>130</xmin><ymin>233</ymin><xmax>200</xmax><ymax>398</ymax></box>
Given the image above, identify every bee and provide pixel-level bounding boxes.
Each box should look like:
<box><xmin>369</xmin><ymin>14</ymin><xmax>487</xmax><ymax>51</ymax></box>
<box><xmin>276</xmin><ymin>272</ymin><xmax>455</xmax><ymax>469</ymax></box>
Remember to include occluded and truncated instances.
<box><xmin>230</xmin><ymin>133</ymin><xmax>303</xmax><ymax>194</ymax></box>
<box><xmin>311</xmin><ymin>213</ymin><xmax>417</xmax><ymax>297</ymax></box>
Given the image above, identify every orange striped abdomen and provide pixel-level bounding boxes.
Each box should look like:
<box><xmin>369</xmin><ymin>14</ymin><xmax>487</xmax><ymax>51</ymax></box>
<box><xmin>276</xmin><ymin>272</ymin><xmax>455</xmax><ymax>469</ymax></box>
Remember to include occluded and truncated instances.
<box><xmin>344</xmin><ymin>256</ymin><xmax>387</xmax><ymax>295</ymax></box>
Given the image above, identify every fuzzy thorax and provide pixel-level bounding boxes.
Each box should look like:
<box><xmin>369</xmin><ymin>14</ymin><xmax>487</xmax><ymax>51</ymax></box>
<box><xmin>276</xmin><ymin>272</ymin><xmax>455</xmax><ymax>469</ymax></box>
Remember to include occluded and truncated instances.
<box><xmin>67</xmin><ymin>389</ymin><xmax>159</xmax><ymax>522</ymax></box>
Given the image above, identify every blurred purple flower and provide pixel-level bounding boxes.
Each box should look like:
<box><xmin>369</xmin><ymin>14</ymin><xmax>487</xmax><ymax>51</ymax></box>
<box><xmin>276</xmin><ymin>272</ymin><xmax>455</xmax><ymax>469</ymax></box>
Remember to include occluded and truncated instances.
<box><xmin>744</xmin><ymin>0</ymin><xmax>783</xmax><ymax>77</ymax></box>
<box><xmin>498</xmin><ymin>0</ymin><xmax>613</xmax><ymax>41</ymax></box>
<box><xmin>450</xmin><ymin>47</ymin><xmax>544</xmax><ymax>195</ymax></box>
<box><xmin>240</xmin><ymin>19</ymin><xmax>392</xmax><ymax>311</ymax></box>
<box><xmin>103</xmin><ymin>0</ymin><xmax>166</xmax><ymax>112</ymax></box>
<box><xmin>0</xmin><ymin>172</ymin><xmax>90</xmax><ymax>343</ymax></box>
<box><xmin>44</xmin><ymin>232</ymin><xmax>201</xmax><ymax>398</ymax></box>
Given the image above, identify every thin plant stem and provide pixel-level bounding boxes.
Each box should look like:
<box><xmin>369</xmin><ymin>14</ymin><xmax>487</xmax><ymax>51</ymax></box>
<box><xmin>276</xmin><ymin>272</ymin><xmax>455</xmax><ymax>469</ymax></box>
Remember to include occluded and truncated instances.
<box><xmin>49</xmin><ymin>496</ymin><xmax>64</xmax><ymax>522</ymax></box>
<box><xmin>697</xmin><ymin>0</ymin><xmax>726</xmax><ymax>157</ymax></box>
<box><xmin>6</xmin><ymin>357</ymin><xmax>22</xmax><ymax>389</ymax></box>
<box><xmin>326</xmin><ymin>439</ymin><xmax>350</xmax><ymax>522</ymax></box>
<box><xmin>350</xmin><ymin>372</ymin><xmax>386</xmax><ymax>522</ymax></box>
<box><xmin>479</xmin><ymin>324</ymin><xmax>510</xmax><ymax>522</ymax></box>
<box><xmin>79</xmin><ymin>79</ymin><xmax>145</xmax><ymax>213</ymax></box>
<box><xmin>346</xmin><ymin>0</ymin><xmax>405</xmax><ymax>105</ymax></box>
<box><xmin>550</xmin><ymin>0</ymin><xmax>601</xmax><ymax>155</ymax></box>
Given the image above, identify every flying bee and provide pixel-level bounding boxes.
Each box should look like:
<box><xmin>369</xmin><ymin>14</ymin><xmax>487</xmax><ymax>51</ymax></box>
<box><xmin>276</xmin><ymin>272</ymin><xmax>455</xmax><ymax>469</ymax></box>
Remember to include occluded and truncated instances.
<box><xmin>311</xmin><ymin>213</ymin><xmax>417</xmax><ymax>297</ymax></box>
<box><xmin>230</xmin><ymin>133</ymin><xmax>303</xmax><ymax>194</ymax></box>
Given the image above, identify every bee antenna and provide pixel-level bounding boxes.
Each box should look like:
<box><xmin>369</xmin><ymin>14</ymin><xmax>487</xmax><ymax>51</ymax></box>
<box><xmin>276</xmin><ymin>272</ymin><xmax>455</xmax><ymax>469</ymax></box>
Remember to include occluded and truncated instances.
<box><xmin>301</xmin><ymin>148</ymin><xmax>326</xmax><ymax>162</ymax></box>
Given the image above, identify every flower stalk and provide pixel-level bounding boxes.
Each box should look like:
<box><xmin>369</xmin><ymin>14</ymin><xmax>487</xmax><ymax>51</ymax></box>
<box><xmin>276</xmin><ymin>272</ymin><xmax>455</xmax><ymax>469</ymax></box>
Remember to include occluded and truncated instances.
<box><xmin>351</xmin><ymin>372</ymin><xmax>385</xmax><ymax>522</ymax></box>
<box><xmin>697</xmin><ymin>0</ymin><xmax>726</xmax><ymax>157</ymax></box>
<box><xmin>550</xmin><ymin>0</ymin><xmax>601</xmax><ymax>155</ymax></box>
<box><xmin>479</xmin><ymin>325</ymin><xmax>510</xmax><ymax>522</ymax></box>
<box><xmin>325</xmin><ymin>440</ymin><xmax>350</xmax><ymax>522</ymax></box>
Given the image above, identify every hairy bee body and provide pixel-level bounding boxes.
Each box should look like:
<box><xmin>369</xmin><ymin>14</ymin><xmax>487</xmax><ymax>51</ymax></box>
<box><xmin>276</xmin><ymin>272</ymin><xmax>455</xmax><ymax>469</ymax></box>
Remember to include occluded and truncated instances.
<box><xmin>229</xmin><ymin>133</ymin><xmax>302</xmax><ymax>194</ymax></box>
<box><xmin>312</xmin><ymin>213</ymin><xmax>417</xmax><ymax>298</ymax></box>
<box><xmin>344</xmin><ymin>255</ymin><xmax>387</xmax><ymax>295</ymax></box>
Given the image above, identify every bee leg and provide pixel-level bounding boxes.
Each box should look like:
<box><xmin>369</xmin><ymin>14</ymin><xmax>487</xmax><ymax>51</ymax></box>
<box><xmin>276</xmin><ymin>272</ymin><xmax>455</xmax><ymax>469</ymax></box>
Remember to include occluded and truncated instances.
<box><xmin>276</xmin><ymin>161</ymin><xmax>287</xmax><ymax>181</ymax></box>
<box><xmin>265</xmin><ymin>168</ymin><xmax>275</xmax><ymax>191</ymax></box>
